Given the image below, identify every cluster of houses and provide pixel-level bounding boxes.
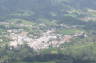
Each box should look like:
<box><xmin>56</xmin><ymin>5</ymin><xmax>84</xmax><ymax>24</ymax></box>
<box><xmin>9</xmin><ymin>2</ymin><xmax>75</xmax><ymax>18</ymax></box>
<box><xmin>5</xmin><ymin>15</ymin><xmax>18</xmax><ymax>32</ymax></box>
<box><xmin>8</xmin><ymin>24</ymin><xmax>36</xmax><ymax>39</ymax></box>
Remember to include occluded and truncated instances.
<box><xmin>6</xmin><ymin>28</ymin><xmax>87</xmax><ymax>50</ymax></box>
<box><xmin>0</xmin><ymin>21</ymin><xmax>88</xmax><ymax>50</ymax></box>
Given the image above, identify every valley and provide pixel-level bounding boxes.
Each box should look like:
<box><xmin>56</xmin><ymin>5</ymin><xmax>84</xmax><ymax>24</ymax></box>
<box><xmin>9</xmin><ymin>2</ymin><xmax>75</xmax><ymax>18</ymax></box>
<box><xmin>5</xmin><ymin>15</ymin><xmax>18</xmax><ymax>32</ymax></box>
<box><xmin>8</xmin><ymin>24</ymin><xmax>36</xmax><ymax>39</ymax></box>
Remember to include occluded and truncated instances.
<box><xmin>0</xmin><ymin>0</ymin><xmax>96</xmax><ymax>63</ymax></box>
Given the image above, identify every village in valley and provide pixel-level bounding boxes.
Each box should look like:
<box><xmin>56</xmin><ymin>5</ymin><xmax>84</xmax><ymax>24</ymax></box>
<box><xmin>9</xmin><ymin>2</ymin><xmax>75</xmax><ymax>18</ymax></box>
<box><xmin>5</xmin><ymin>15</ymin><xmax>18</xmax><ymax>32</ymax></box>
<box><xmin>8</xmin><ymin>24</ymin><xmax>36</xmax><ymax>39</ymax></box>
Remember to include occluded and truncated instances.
<box><xmin>0</xmin><ymin>21</ymin><xmax>88</xmax><ymax>50</ymax></box>
<box><xmin>1</xmin><ymin>0</ymin><xmax>96</xmax><ymax>63</ymax></box>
